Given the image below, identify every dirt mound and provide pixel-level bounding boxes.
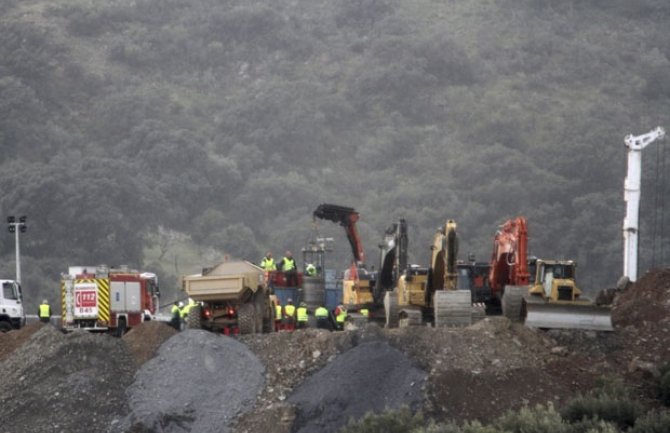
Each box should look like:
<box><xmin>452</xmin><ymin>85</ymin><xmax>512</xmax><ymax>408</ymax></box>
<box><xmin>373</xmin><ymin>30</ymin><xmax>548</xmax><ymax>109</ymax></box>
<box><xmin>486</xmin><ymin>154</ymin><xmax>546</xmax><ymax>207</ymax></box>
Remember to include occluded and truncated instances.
<box><xmin>122</xmin><ymin>320</ymin><xmax>178</xmax><ymax>365</ymax></box>
<box><xmin>613</xmin><ymin>268</ymin><xmax>670</xmax><ymax>329</ymax></box>
<box><xmin>0</xmin><ymin>321</ymin><xmax>43</xmax><ymax>361</ymax></box>
<box><xmin>288</xmin><ymin>339</ymin><xmax>427</xmax><ymax>433</ymax></box>
<box><xmin>114</xmin><ymin>329</ymin><xmax>265</xmax><ymax>433</ymax></box>
<box><xmin>0</xmin><ymin>326</ymin><xmax>136</xmax><ymax>433</ymax></box>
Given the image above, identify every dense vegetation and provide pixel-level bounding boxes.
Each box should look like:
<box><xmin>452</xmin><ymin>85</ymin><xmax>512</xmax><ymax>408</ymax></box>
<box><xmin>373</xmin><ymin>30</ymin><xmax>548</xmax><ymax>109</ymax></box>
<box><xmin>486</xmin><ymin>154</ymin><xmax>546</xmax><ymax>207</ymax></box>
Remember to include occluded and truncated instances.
<box><xmin>340</xmin><ymin>376</ymin><xmax>670</xmax><ymax>433</ymax></box>
<box><xmin>1</xmin><ymin>0</ymin><xmax>669</xmax><ymax>308</ymax></box>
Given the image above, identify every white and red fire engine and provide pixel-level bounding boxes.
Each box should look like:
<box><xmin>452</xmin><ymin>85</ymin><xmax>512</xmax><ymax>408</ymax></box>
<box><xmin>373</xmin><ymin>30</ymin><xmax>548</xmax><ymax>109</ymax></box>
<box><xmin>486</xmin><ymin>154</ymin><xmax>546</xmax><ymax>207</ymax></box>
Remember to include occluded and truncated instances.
<box><xmin>61</xmin><ymin>265</ymin><xmax>160</xmax><ymax>335</ymax></box>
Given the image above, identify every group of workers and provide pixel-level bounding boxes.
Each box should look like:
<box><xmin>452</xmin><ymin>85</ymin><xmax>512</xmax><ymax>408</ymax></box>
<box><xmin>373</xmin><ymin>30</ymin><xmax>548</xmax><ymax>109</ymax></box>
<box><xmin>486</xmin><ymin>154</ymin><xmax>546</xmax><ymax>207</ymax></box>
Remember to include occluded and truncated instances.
<box><xmin>260</xmin><ymin>251</ymin><xmax>317</xmax><ymax>281</ymax></box>
<box><xmin>274</xmin><ymin>299</ymin><xmax>367</xmax><ymax>331</ymax></box>
<box><xmin>169</xmin><ymin>298</ymin><xmax>198</xmax><ymax>330</ymax></box>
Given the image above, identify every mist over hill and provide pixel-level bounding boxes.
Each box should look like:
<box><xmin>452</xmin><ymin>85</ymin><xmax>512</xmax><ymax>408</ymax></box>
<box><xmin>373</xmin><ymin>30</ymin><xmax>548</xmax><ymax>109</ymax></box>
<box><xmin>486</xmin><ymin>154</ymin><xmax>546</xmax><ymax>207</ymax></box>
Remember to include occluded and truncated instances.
<box><xmin>1</xmin><ymin>0</ymin><xmax>668</xmax><ymax>307</ymax></box>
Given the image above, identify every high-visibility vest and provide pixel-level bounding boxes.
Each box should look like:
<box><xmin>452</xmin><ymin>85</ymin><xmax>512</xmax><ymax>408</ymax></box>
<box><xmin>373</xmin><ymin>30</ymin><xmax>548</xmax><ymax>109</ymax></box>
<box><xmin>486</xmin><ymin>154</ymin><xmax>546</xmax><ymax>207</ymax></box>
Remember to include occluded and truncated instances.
<box><xmin>284</xmin><ymin>304</ymin><xmax>296</xmax><ymax>317</ymax></box>
<box><xmin>360</xmin><ymin>309</ymin><xmax>369</xmax><ymax>318</ymax></box>
<box><xmin>39</xmin><ymin>304</ymin><xmax>51</xmax><ymax>318</ymax></box>
<box><xmin>275</xmin><ymin>304</ymin><xmax>283</xmax><ymax>320</ymax></box>
<box><xmin>315</xmin><ymin>307</ymin><xmax>329</xmax><ymax>318</ymax></box>
<box><xmin>171</xmin><ymin>305</ymin><xmax>181</xmax><ymax>317</ymax></box>
<box><xmin>261</xmin><ymin>257</ymin><xmax>276</xmax><ymax>271</ymax></box>
<box><xmin>305</xmin><ymin>264</ymin><xmax>316</xmax><ymax>276</ymax></box>
<box><xmin>336</xmin><ymin>309</ymin><xmax>347</xmax><ymax>323</ymax></box>
<box><xmin>297</xmin><ymin>307</ymin><xmax>308</xmax><ymax>322</ymax></box>
<box><xmin>180</xmin><ymin>305</ymin><xmax>189</xmax><ymax>318</ymax></box>
<box><xmin>282</xmin><ymin>257</ymin><xmax>296</xmax><ymax>271</ymax></box>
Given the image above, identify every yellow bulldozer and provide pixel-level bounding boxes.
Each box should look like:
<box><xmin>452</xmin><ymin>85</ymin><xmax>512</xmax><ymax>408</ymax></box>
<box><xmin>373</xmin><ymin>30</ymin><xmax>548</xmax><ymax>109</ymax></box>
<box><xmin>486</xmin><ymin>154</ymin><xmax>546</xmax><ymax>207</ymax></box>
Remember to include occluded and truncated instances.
<box><xmin>503</xmin><ymin>259</ymin><xmax>613</xmax><ymax>331</ymax></box>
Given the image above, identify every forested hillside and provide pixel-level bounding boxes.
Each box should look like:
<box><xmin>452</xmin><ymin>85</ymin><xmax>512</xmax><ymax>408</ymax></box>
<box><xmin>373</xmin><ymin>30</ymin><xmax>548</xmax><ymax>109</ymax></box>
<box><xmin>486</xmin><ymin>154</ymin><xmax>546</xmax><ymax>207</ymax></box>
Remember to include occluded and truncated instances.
<box><xmin>1</xmin><ymin>0</ymin><xmax>668</xmax><ymax>308</ymax></box>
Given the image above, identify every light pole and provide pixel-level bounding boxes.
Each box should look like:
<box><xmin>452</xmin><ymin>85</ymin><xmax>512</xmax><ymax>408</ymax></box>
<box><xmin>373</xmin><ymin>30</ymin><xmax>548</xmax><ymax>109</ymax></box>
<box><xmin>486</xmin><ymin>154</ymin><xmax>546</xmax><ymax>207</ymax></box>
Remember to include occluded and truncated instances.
<box><xmin>7</xmin><ymin>216</ymin><xmax>27</xmax><ymax>284</ymax></box>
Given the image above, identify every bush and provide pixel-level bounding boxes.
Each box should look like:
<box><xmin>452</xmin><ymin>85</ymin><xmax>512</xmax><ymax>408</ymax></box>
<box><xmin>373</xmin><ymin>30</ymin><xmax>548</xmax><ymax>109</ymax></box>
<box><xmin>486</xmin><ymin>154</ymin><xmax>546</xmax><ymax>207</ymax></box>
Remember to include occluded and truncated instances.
<box><xmin>630</xmin><ymin>409</ymin><xmax>670</xmax><ymax>433</ymax></box>
<box><xmin>560</xmin><ymin>379</ymin><xmax>644</xmax><ymax>431</ymax></box>
<box><xmin>338</xmin><ymin>407</ymin><xmax>424</xmax><ymax>433</ymax></box>
<box><xmin>496</xmin><ymin>403</ymin><xmax>571</xmax><ymax>433</ymax></box>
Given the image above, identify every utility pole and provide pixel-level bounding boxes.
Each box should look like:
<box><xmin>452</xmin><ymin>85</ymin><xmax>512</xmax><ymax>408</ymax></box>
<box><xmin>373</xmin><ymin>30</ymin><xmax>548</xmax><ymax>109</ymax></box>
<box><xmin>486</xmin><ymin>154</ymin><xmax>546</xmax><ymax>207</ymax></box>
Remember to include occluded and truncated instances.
<box><xmin>623</xmin><ymin>127</ymin><xmax>665</xmax><ymax>282</ymax></box>
<box><xmin>7</xmin><ymin>216</ymin><xmax>27</xmax><ymax>284</ymax></box>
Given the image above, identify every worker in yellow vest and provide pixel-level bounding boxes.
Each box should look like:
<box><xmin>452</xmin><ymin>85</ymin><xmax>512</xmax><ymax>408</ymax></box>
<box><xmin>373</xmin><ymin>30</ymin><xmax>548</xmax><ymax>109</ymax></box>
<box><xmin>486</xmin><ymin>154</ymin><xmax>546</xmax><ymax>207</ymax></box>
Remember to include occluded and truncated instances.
<box><xmin>296</xmin><ymin>302</ymin><xmax>309</xmax><ymax>329</ymax></box>
<box><xmin>335</xmin><ymin>305</ymin><xmax>347</xmax><ymax>331</ymax></box>
<box><xmin>275</xmin><ymin>302</ymin><xmax>283</xmax><ymax>330</ymax></box>
<box><xmin>283</xmin><ymin>298</ymin><xmax>296</xmax><ymax>331</ymax></box>
<box><xmin>38</xmin><ymin>299</ymin><xmax>51</xmax><ymax>324</ymax></box>
<box><xmin>360</xmin><ymin>308</ymin><xmax>369</xmax><ymax>320</ymax></box>
<box><xmin>280</xmin><ymin>251</ymin><xmax>298</xmax><ymax>286</ymax></box>
<box><xmin>315</xmin><ymin>305</ymin><xmax>330</xmax><ymax>330</ymax></box>
<box><xmin>170</xmin><ymin>302</ymin><xmax>182</xmax><ymax>330</ymax></box>
<box><xmin>260</xmin><ymin>251</ymin><xmax>277</xmax><ymax>271</ymax></box>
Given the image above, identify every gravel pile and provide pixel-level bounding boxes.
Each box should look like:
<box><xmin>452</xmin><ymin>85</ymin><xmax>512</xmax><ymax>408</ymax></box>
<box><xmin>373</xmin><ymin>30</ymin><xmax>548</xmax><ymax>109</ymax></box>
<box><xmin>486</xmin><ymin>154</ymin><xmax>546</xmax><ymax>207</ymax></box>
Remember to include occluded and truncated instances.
<box><xmin>0</xmin><ymin>325</ymin><xmax>135</xmax><ymax>433</ymax></box>
<box><xmin>288</xmin><ymin>338</ymin><xmax>427</xmax><ymax>433</ymax></box>
<box><xmin>113</xmin><ymin>329</ymin><xmax>265</xmax><ymax>433</ymax></box>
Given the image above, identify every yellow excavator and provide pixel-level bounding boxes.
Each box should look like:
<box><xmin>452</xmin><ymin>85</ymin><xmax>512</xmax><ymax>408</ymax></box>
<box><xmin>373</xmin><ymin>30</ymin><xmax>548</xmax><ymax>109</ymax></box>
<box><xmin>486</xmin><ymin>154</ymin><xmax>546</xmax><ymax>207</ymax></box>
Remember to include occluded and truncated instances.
<box><xmin>384</xmin><ymin>220</ymin><xmax>473</xmax><ymax>327</ymax></box>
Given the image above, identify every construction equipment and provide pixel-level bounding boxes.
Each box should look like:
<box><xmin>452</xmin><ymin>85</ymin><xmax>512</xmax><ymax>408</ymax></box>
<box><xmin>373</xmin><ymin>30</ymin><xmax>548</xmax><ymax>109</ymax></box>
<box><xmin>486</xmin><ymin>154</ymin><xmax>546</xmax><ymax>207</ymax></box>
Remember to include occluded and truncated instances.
<box><xmin>312</xmin><ymin>204</ymin><xmax>376</xmax><ymax>311</ymax></box>
<box><xmin>0</xmin><ymin>279</ymin><xmax>25</xmax><ymax>332</ymax></box>
<box><xmin>521</xmin><ymin>259</ymin><xmax>613</xmax><ymax>330</ymax></box>
<box><xmin>61</xmin><ymin>265</ymin><xmax>160</xmax><ymax>336</ymax></box>
<box><xmin>492</xmin><ymin>217</ymin><xmax>613</xmax><ymax>331</ymax></box>
<box><xmin>457</xmin><ymin>257</ymin><xmax>492</xmax><ymax>310</ymax></box>
<box><xmin>384</xmin><ymin>220</ymin><xmax>473</xmax><ymax>327</ymax></box>
<box><xmin>181</xmin><ymin>260</ymin><xmax>276</xmax><ymax>335</ymax></box>
<box><xmin>622</xmin><ymin>127</ymin><xmax>665</xmax><ymax>282</ymax></box>
<box><xmin>489</xmin><ymin>216</ymin><xmax>530</xmax><ymax>316</ymax></box>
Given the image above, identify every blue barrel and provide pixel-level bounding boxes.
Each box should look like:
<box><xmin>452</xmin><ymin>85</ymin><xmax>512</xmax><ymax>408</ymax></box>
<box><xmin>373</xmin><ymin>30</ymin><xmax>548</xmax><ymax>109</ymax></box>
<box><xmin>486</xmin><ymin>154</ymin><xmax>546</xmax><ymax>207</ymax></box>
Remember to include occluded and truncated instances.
<box><xmin>325</xmin><ymin>286</ymin><xmax>342</xmax><ymax>311</ymax></box>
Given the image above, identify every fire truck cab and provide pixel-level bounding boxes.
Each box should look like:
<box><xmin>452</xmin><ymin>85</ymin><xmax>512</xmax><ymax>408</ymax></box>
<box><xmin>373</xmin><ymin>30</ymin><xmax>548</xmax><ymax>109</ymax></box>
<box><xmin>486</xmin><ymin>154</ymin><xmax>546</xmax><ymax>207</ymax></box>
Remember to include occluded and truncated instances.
<box><xmin>61</xmin><ymin>265</ymin><xmax>160</xmax><ymax>336</ymax></box>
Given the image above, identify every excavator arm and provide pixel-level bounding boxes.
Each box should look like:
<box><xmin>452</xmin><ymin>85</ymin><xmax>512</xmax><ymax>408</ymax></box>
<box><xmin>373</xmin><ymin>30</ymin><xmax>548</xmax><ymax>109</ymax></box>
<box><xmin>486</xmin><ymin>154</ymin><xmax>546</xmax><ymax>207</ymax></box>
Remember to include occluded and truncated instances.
<box><xmin>488</xmin><ymin>216</ymin><xmax>529</xmax><ymax>297</ymax></box>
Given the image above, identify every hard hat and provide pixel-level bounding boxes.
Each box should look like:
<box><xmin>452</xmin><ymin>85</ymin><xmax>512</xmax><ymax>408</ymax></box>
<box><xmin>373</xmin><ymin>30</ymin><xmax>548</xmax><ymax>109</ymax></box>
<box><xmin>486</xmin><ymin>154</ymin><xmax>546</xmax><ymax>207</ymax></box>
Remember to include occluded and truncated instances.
<box><xmin>42</xmin><ymin>299</ymin><xmax>48</xmax><ymax>304</ymax></box>
<box><xmin>178</xmin><ymin>301</ymin><xmax>184</xmax><ymax>308</ymax></box>
<box><xmin>287</xmin><ymin>298</ymin><xmax>293</xmax><ymax>303</ymax></box>
<box><xmin>300</xmin><ymin>302</ymin><xmax>307</xmax><ymax>307</ymax></box>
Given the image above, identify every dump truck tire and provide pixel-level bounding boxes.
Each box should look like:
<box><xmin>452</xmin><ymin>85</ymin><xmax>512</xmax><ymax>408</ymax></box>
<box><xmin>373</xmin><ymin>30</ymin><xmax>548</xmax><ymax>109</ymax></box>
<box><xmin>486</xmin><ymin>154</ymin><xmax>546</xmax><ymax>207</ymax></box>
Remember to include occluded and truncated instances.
<box><xmin>187</xmin><ymin>305</ymin><xmax>202</xmax><ymax>329</ymax></box>
<box><xmin>238</xmin><ymin>303</ymin><xmax>256</xmax><ymax>334</ymax></box>
<box><xmin>254</xmin><ymin>291</ymin><xmax>265</xmax><ymax>333</ymax></box>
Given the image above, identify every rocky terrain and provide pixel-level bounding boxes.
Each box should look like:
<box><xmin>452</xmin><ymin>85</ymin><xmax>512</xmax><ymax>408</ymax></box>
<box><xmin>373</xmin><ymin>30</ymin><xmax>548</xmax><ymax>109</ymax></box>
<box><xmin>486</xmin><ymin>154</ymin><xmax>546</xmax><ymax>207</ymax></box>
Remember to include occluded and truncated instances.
<box><xmin>1</xmin><ymin>269</ymin><xmax>669</xmax><ymax>433</ymax></box>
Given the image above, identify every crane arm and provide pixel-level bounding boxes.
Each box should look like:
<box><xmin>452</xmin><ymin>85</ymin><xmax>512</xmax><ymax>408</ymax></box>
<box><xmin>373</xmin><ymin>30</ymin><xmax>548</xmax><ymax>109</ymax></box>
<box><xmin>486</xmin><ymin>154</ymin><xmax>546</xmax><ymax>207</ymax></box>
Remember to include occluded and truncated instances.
<box><xmin>313</xmin><ymin>204</ymin><xmax>366</xmax><ymax>265</ymax></box>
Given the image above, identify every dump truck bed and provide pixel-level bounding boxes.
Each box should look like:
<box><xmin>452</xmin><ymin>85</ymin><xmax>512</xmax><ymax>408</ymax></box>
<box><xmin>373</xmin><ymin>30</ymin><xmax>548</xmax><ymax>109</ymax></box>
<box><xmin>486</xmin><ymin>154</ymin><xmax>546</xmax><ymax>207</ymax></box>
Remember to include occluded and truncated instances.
<box><xmin>182</xmin><ymin>260</ymin><xmax>263</xmax><ymax>302</ymax></box>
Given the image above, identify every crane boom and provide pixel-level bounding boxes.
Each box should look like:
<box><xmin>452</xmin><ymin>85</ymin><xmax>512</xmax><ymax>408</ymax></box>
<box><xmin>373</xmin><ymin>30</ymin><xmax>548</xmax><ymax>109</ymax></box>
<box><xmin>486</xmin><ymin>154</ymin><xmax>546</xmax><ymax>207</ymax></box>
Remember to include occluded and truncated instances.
<box><xmin>312</xmin><ymin>204</ymin><xmax>365</xmax><ymax>265</ymax></box>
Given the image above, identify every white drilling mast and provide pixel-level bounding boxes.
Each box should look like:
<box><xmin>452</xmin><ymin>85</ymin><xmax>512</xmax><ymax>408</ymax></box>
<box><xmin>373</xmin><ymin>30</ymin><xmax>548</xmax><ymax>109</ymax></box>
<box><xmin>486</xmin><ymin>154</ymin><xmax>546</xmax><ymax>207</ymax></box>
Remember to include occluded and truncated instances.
<box><xmin>623</xmin><ymin>127</ymin><xmax>665</xmax><ymax>282</ymax></box>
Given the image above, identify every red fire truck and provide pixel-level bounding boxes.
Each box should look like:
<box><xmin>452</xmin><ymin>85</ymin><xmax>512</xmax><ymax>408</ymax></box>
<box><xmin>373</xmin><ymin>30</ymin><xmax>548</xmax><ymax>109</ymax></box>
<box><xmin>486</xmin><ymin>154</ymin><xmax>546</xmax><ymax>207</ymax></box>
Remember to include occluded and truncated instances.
<box><xmin>61</xmin><ymin>265</ymin><xmax>160</xmax><ymax>335</ymax></box>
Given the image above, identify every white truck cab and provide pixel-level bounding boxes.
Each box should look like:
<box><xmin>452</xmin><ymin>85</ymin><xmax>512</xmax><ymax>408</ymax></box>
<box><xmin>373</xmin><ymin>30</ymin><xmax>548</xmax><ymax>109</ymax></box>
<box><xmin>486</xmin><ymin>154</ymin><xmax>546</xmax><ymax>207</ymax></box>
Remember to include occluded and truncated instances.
<box><xmin>0</xmin><ymin>279</ymin><xmax>26</xmax><ymax>331</ymax></box>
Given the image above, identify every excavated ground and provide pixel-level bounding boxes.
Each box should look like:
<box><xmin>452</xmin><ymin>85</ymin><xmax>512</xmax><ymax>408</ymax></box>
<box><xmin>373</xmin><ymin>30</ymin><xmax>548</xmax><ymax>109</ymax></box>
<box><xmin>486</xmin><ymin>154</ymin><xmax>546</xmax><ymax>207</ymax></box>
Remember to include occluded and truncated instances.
<box><xmin>0</xmin><ymin>268</ymin><xmax>669</xmax><ymax>433</ymax></box>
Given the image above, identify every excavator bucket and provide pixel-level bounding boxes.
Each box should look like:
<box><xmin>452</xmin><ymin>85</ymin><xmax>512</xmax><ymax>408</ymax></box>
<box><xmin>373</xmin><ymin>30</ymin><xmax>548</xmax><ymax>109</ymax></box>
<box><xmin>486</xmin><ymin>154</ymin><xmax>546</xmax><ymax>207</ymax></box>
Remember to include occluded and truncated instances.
<box><xmin>524</xmin><ymin>301</ymin><xmax>613</xmax><ymax>331</ymax></box>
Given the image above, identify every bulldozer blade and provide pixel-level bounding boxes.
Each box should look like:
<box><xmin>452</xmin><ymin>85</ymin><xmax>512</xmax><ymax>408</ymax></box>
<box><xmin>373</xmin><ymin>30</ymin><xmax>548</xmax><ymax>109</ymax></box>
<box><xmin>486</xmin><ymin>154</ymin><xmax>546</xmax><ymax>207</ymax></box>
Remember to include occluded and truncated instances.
<box><xmin>524</xmin><ymin>302</ymin><xmax>613</xmax><ymax>331</ymax></box>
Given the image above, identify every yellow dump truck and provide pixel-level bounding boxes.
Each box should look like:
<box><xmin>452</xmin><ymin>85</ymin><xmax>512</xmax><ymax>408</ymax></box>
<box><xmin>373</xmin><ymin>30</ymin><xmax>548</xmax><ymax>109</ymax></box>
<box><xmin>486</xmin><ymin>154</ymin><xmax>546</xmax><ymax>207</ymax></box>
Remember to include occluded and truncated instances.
<box><xmin>181</xmin><ymin>260</ymin><xmax>277</xmax><ymax>335</ymax></box>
